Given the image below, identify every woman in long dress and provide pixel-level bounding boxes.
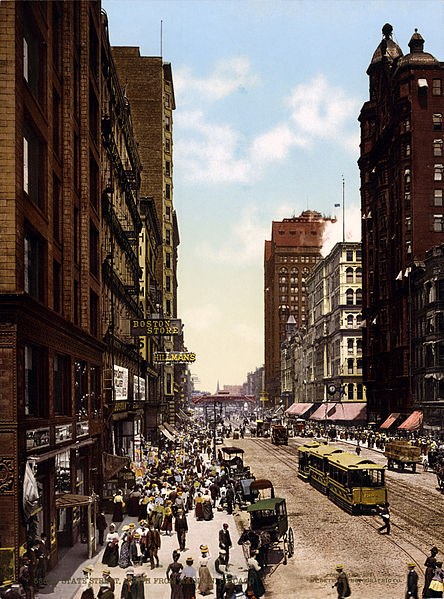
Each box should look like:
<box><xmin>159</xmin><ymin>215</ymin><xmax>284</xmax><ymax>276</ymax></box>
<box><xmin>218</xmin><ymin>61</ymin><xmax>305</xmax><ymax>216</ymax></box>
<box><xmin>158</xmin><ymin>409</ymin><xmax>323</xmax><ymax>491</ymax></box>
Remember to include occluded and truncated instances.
<box><xmin>197</xmin><ymin>546</ymin><xmax>213</xmax><ymax>596</ymax></box>
<box><xmin>118</xmin><ymin>534</ymin><xmax>133</xmax><ymax>569</ymax></box>
<box><xmin>194</xmin><ymin>493</ymin><xmax>204</xmax><ymax>521</ymax></box>
<box><xmin>112</xmin><ymin>489</ymin><xmax>124</xmax><ymax>522</ymax></box>
<box><xmin>424</xmin><ymin>547</ymin><xmax>439</xmax><ymax>598</ymax></box>
<box><xmin>166</xmin><ymin>550</ymin><xmax>184</xmax><ymax>599</ymax></box>
<box><xmin>202</xmin><ymin>494</ymin><xmax>213</xmax><ymax>521</ymax></box>
<box><xmin>180</xmin><ymin>557</ymin><xmax>197</xmax><ymax>599</ymax></box>
<box><xmin>102</xmin><ymin>523</ymin><xmax>119</xmax><ymax>567</ymax></box>
<box><xmin>161</xmin><ymin>507</ymin><xmax>173</xmax><ymax>535</ymax></box>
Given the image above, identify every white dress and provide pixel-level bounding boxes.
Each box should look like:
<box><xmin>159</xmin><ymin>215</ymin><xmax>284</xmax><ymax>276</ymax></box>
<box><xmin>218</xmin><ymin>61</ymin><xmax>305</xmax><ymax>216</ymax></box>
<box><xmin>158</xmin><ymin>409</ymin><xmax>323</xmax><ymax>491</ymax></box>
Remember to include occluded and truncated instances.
<box><xmin>198</xmin><ymin>554</ymin><xmax>213</xmax><ymax>593</ymax></box>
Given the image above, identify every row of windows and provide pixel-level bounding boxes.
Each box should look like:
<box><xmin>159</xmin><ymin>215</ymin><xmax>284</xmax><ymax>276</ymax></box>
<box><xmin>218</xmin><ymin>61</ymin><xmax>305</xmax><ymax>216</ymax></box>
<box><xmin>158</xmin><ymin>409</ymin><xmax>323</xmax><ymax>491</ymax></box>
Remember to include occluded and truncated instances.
<box><xmin>276</xmin><ymin>256</ymin><xmax>319</xmax><ymax>264</ymax></box>
<box><xmin>345</xmin><ymin>289</ymin><xmax>362</xmax><ymax>305</ymax></box>
<box><xmin>347</xmin><ymin>358</ymin><xmax>363</xmax><ymax>374</ymax></box>
<box><xmin>25</xmin><ymin>347</ymin><xmax>100</xmax><ymax>419</ymax></box>
<box><xmin>345</xmin><ymin>267</ymin><xmax>362</xmax><ymax>283</ymax></box>
<box><xmin>347</xmin><ymin>338</ymin><xmax>363</xmax><ymax>354</ymax></box>
<box><xmin>278</xmin><ymin>266</ymin><xmax>310</xmax><ymax>275</ymax></box>
<box><xmin>345</xmin><ymin>250</ymin><xmax>362</xmax><ymax>262</ymax></box>
<box><xmin>345</xmin><ymin>314</ymin><xmax>363</xmax><ymax>328</ymax></box>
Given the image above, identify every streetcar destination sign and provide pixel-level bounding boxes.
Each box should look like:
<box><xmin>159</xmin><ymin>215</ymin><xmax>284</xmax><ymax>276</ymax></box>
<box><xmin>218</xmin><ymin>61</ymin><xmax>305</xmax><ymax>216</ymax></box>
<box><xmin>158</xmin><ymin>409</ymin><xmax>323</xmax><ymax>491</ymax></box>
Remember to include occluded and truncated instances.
<box><xmin>154</xmin><ymin>352</ymin><xmax>196</xmax><ymax>363</ymax></box>
<box><xmin>130</xmin><ymin>319</ymin><xmax>181</xmax><ymax>336</ymax></box>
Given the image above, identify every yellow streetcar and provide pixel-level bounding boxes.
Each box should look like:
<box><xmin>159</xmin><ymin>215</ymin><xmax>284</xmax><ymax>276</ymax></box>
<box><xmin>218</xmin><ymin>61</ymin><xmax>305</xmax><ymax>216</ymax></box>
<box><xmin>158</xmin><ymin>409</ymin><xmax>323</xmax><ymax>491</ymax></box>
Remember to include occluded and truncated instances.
<box><xmin>306</xmin><ymin>444</ymin><xmax>344</xmax><ymax>494</ymax></box>
<box><xmin>326</xmin><ymin>453</ymin><xmax>387</xmax><ymax>514</ymax></box>
<box><xmin>297</xmin><ymin>441</ymin><xmax>321</xmax><ymax>480</ymax></box>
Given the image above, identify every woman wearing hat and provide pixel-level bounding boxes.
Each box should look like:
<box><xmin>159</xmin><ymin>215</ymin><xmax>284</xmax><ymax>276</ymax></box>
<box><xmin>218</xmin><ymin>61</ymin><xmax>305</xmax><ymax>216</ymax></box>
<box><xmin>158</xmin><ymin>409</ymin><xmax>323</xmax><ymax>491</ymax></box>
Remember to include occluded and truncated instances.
<box><xmin>161</xmin><ymin>506</ymin><xmax>174</xmax><ymax>536</ymax></box>
<box><xmin>428</xmin><ymin>561</ymin><xmax>444</xmax><ymax>598</ymax></box>
<box><xmin>166</xmin><ymin>551</ymin><xmax>184</xmax><ymax>599</ymax></box>
<box><xmin>180</xmin><ymin>557</ymin><xmax>197</xmax><ymax>599</ymax></box>
<box><xmin>198</xmin><ymin>545</ymin><xmax>213</xmax><ymax>596</ymax></box>
<box><xmin>102</xmin><ymin>523</ymin><xmax>120</xmax><ymax>568</ymax></box>
<box><xmin>80</xmin><ymin>566</ymin><xmax>94</xmax><ymax>599</ymax></box>
<box><xmin>247</xmin><ymin>550</ymin><xmax>265</xmax><ymax>598</ymax></box>
<box><xmin>112</xmin><ymin>490</ymin><xmax>125</xmax><ymax>523</ymax></box>
<box><xmin>194</xmin><ymin>492</ymin><xmax>204</xmax><ymax>521</ymax></box>
<box><xmin>202</xmin><ymin>492</ymin><xmax>213</xmax><ymax>521</ymax></box>
<box><xmin>119</xmin><ymin>532</ymin><xmax>134</xmax><ymax>569</ymax></box>
<box><xmin>424</xmin><ymin>548</ymin><xmax>439</xmax><ymax>598</ymax></box>
<box><xmin>332</xmin><ymin>565</ymin><xmax>351</xmax><ymax>598</ymax></box>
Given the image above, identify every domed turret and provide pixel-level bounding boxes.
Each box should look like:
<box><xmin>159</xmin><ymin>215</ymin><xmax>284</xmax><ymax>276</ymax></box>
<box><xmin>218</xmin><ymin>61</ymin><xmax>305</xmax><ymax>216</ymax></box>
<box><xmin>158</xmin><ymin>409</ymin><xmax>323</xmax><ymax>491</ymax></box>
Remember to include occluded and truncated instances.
<box><xmin>368</xmin><ymin>23</ymin><xmax>403</xmax><ymax>72</ymax></box>
<box><xmin>395</xmin><ymin>29</ymin><xmax>439</xmax><ymax>69</ymax></box>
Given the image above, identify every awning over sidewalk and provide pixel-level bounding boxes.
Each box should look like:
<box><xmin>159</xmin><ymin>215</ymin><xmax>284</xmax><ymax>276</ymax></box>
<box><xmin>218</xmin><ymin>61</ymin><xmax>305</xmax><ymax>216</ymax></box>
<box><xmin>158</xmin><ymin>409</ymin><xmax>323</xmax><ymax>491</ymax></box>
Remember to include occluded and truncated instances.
<box><xmin>379</xmin><ymin>413</ymin><xmax>400</xmax><ymax>429</ymax></box>
<box><xmin>164</xmin><ymin>422</ymin><xmax>180</xmax><ymax>437</ymax></box>
<box><xmin>285</xmin><ymin>402</ymin><xmax>313</xmax><ymax>416</ymax></box>
<box><xmin>102</xmin><ymin>452</ymin><xmax>130</xmax><ymax>481</ymax></box>
<box><xmin>159</xmin><ymin>425</ymin><xmax>175</xmax><ymax>442</ymax></box>
<box><xmin>55</xmin><ymin>493</ymin><xmax>94</xmax><ymax>509</ymax></box>
<box><xmin>398</xmin><ymin>410</ymin><xmax>423</xmax><ymax>431</ymax></box>
<box><xmin>310</xmin><ymin>402</ymin><xmax>366</xmax><ymax>421</ymax></box>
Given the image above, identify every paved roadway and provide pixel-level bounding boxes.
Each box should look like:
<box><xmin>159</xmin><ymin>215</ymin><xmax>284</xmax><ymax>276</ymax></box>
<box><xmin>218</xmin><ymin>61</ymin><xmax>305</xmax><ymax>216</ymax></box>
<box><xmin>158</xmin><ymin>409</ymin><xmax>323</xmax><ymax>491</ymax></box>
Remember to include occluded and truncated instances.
<box><xmin>229</xmin><ymin>435</ymin><xmax>444</xmax><ymax>599</ymax></box>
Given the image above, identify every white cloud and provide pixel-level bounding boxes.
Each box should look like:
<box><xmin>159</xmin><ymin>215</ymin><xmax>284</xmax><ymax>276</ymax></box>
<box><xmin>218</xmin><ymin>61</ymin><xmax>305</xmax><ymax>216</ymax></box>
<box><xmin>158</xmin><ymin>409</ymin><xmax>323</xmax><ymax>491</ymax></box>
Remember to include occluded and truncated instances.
<box><xmin>322</xmin><ymin>204</ymin><xmax>362</xmax><ymax>256</ymax></box>
<box><xmin>181</xmin><ymin>304</ymin><xmax>221</xmax><ymax>334</ymax></box>
<box><xmin>175</xmin><ymin>57</ymin><xmax>260</xmax><ymax>104</ymax></box>
<box><xmin>198</xmin><ymin>205</ymin><xmax>269</xmax><ymax>265</ymax></box>
<box><xmin>175</xmin><ymin>68</ymin><xmax>359</xmax><ymax>185</ymax></box>
<box><xmin>288</xmin><ymin>74</ymin><xmax>360</xmax><ymax>149</ymax></box>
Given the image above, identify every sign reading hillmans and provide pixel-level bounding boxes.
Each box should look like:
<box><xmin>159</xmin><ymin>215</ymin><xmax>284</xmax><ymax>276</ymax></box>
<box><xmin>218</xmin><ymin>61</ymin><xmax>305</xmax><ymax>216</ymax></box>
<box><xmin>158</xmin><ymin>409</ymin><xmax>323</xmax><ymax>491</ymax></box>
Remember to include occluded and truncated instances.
<box><xmin>154</xmin><ymin>352</ymin><xmax>196</xmax><ymax>363</ymax></box>
<box><xmin>130</xmin><ymin>319</ymin><xmax>181</xmax><ymax>336</ymax></box>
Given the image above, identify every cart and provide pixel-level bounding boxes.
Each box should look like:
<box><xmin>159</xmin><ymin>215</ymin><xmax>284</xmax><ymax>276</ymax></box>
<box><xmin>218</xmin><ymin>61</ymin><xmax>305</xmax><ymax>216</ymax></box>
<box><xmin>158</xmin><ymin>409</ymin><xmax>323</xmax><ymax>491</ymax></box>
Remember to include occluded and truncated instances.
<box><xmin>384</xmin><ymin>441</ymin><xmax>422</xmax><ymax>472</ymax></box>
<box><xmin>247</xmin><ymin>495</ymin><xmax>294</xmax><ymax>565</ymax></box>
<box><xmin>221</xmin><ymin>447</ymin><xmax>251</xmax><ymax>478</ymax></box>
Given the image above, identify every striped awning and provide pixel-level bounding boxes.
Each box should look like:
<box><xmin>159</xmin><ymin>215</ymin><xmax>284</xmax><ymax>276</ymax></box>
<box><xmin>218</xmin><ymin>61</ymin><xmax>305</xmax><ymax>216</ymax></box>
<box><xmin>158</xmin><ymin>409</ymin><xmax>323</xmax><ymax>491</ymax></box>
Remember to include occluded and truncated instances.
<box><xmin>379</xmin><ymin>413</ymin><xmax>400</xmax><ymax>429</ymax></box>
<box><xmin>285</xmin><ymin>403</ymin><xmax>314</xmax><ymax>416</ymax></box>
<box><xmin>398</xmin><ymin>411</ymin><xmax>423</xmax><ymax>431</ymax></box>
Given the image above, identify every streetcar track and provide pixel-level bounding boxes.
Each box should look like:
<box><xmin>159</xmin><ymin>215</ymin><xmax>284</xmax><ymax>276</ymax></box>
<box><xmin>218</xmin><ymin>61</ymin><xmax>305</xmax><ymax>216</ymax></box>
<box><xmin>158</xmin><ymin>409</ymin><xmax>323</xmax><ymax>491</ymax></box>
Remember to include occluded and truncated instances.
<box><xmin>244</xmin><ymin>437</ymin><xmax>433</xmax><ymax>569</ymax></box>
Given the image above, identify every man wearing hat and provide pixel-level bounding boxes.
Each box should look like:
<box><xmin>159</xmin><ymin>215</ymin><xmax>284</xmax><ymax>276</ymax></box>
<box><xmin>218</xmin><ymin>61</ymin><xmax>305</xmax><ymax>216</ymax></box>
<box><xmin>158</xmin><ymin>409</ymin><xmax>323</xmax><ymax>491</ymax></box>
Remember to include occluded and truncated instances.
<box><xmin>145</xmin><ymin>523</ymin><xmax>161</xmax><ymax>570</ymax></box>
<box><xmin>101</xmin><ymin>569</ymin><xmax>115</xmax><ymax>593</ymax></box>
<box><xmin>175</xmin><ymin>508</ymin><xmax>188</xmax><ymax>552</ymax></box>
<box><xmin>332</xmin><ymin>565</ymin><xmax>351</xmax><ymax>598</ymax></box>
<box><xmin>121</xmin><ymin>569</ymin><xmax>138</xmax><ymax>599</ymax></box>
<box><xmin>219</xmin><ymin>523</ymin><xmax>232</xmax><ymax>567</ymax></box>
<box><xmin>406</xmin><ymin>563</ymin><xmax>419</xmax><ymax>599</ymax></box>
<box><xmin>80</xmin><ymin>566</ymin><xmax>94</xmax><ymax>599</ymax></box>
<box><xmin>214</xmin><ymin>549</ymin><xmax>228</xmax><ymax>599</ymax></box>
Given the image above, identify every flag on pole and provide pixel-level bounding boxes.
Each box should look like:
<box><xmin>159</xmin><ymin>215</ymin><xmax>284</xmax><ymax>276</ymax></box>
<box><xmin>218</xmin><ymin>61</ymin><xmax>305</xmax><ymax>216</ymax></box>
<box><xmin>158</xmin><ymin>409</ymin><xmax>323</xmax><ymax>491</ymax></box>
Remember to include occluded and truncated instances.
<box><xmin>23</xmin><ymin>461</ymin><xmax>40</xmax><ymax>520</ymax></box>
<box><xmin>334</xmin><ymin>203</ymin><xmax>341</xmax><ymax>207</ymax></box>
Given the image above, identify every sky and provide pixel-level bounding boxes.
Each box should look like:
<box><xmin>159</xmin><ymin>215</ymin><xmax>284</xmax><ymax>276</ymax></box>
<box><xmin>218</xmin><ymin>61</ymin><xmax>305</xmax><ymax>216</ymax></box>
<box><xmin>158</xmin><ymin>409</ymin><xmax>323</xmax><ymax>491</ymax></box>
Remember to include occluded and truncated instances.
<box><xmin>103</xmin><ymin>0</ymin><xmax>444</xmax><ymax>393</ymax></box>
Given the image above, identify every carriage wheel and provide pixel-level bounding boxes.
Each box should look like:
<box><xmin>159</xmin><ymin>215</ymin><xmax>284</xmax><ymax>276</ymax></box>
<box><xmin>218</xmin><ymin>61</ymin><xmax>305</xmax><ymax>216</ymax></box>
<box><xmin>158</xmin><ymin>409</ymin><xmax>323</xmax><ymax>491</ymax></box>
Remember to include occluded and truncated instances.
<box><xmin>282</xmin><ymin>535</ymin><xmax>288</xmax><ymax>565</ymax></box>
<box><xmin>287</xmin><ymin>527</ymin><xmax>294</xmax><ymax>558</ymax></box>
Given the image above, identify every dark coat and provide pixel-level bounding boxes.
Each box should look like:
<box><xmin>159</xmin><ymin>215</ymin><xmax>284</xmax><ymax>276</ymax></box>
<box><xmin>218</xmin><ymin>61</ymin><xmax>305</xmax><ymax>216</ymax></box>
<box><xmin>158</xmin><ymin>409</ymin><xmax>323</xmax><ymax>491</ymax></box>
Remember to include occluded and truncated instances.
<box><xmin>219</xmin><ymin>529</ymin><xmax>232</xmax><ymax>549</ymax></box>
<box><xmin>175</xmin><ymin>515</ymin><xmax>188</xmax><ymax>533</ymax></box>
<box><xmin>96</xmin><ymin>513</ymin><xmax>108</xmax><ymax>531</ymax></box>
<box><xmin>406</xmin><ymin>569</ymin><xmax>418</xmax><ymax>599</ymax></box>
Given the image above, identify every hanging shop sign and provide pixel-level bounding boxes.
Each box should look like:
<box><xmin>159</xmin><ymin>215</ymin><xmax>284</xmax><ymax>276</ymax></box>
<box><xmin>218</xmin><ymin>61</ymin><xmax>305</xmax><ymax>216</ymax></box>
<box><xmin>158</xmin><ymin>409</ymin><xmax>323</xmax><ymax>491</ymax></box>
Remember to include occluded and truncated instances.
<box><xmin>154</xmin><ymin>352</ymin><xmax>196</xmax><ymax>363</ymax></box>
<box><xmin>130</xmin><ymin>319</ymin><xmax>181</xmax><ymax>336</ymax></box>
<box><xmin>114</xmin><ymin>365</ymin><xmax>128</xmax><ymax>401</ymax></box>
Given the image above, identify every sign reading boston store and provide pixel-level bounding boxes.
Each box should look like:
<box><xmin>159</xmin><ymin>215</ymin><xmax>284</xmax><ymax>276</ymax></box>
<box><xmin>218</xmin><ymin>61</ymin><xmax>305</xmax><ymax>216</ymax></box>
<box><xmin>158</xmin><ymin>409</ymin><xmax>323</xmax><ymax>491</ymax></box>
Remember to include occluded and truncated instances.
<box><xmin>130</xmin><ymin>319</ymin><xmax>181</xmax><ymax>336</ymax></box>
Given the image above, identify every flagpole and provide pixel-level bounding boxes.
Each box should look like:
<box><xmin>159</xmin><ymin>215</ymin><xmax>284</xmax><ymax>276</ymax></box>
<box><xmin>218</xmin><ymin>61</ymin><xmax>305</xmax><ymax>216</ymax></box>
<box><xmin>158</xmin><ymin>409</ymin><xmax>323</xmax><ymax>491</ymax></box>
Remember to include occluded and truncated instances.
<box><xmin>342</xmin><ymin>175</ymin><xmax>345</xmax><ymax>242</ymax></box>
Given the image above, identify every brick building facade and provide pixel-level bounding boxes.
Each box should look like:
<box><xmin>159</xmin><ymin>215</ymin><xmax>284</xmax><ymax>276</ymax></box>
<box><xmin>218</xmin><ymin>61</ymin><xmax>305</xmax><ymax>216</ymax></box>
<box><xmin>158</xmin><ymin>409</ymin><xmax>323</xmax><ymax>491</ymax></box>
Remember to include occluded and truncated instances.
<box><xmin>359</xmin><ymin>25</ymin><xmax>444</xmax><ymax>423</ymax></box>
<box><xmin>264</xmin><ymin>211</ymin><xmax>335</xmax><ymax>404</ymax></box>
<box><xmin>0</xmin><ymin>0</ymin><xmax>105</xmax><ymax>579</ymax></box>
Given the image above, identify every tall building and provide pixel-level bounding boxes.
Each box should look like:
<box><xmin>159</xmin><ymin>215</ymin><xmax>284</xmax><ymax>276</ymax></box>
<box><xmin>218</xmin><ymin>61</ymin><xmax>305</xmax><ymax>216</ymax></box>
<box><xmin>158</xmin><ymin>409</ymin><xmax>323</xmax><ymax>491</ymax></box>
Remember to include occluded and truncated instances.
<box><xmin>264</xmin><ymin>211</ymin><xmax>335</xmax><ymax>404</ymax></box>
<box><xmin>359</xmin><ymin>24</ymin><xmax>444</xmax><ymax>423</ymax></box>
<box><xmin>112</xmin><ymin>48</ymin><xmax>180</xmax><ymax>428</ymax></box>
<box><xmin>305</xmin><ymin>242</ymin><xmax>365</xmax><ymax>404</ymax></box>
<box><xmin>0</xmin><ymin>0</ymin><xmax>105</xmax><ymax>577</ymax></box>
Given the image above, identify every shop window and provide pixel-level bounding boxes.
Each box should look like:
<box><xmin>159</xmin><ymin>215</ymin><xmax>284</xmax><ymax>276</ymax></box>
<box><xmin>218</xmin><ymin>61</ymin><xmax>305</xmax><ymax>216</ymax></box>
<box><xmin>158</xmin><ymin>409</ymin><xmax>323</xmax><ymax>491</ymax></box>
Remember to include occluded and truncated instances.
<box><xmin>54</xmin><ymin>354</ymin><xmax>71</xmax><ymax>415</ymax></box>
<box><xmin>25</xmin><ymin>344</ymin><xmax>47</xmax><ymax>417</ymax></box>
<box><xmin>55</xmin><ymin>451</ymin><xmax>71</xmax><ymax>494</ymax></box>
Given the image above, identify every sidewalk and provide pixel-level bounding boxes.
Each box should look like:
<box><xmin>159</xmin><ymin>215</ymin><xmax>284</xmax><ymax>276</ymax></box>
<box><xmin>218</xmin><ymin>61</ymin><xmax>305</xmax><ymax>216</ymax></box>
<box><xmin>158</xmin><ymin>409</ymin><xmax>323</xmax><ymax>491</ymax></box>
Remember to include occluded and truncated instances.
<box><xmin>38</xmin><ymin>506</ymin><xmax>247</xmax><ymax>598</ymax></box>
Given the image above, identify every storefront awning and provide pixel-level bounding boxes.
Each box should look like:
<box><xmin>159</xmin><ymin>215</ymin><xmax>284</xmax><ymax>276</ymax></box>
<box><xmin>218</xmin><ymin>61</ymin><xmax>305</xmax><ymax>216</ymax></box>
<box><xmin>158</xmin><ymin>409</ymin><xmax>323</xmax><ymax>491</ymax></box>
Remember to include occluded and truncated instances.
<box><xmin>398</xmin><ymin>410</ymin><xmax>423</xmax><ymax>431</ymax></box>
<box><xmin>55</xmin><ymin>493</ymin><xmax>95</xmax><ymax>509</ymax></box>
<box><xmin>177</xmin><ymin>409</ymin><xmax>190</xmax><ymax>421</ymax></box>
<box><xmin>379</xmin><ymin>413</ymin><xmax>400</xmax><ymax>429</ymax></box>
<box><xmin>285</xmin><ymin>402</ymin><xmax>313</xmax><ymax>416</ymax></box>
<box><xmin>310</xmin><ymin>402</ymin><xmax>367</xmax><ymax>422</ymax></box>
<box><xmin>164</xmin><ymin>422</ymin><xmax>180</xmax><ymax>437</ymax></box>
<box><xmin>102</xmin><ymin>453</ymin><xmax>130</xmax><ymax>481</ymax></box>
<box><xmin>159</xmin><ymin>425</ymin><xmax>175</xmax><ymax>442</ymax></box>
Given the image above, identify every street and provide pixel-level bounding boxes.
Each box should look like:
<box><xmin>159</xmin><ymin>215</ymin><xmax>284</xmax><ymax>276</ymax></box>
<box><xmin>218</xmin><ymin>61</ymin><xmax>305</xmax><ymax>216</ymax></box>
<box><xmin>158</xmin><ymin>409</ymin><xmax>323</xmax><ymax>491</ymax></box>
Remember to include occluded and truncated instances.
<box><xmin>231</xmin><ymin>436</ymin><xmax>444</xmax><ymax>599</ymax></box>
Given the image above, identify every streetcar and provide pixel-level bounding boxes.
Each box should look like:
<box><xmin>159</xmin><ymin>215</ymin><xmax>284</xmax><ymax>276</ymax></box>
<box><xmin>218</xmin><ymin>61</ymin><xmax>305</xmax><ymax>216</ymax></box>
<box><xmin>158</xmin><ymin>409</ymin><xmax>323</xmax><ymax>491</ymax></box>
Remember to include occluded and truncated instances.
<box><xmin>297</xmin><ymin>440</ymin><xmax>321</xmax><ymax>481</ymax></box>
<box><xmin>326</xmin><ymin>453</ymin><xmax>388</xmax><ymax>514</ymax></box>
<box><xmin>271</xmin><ymin>424</ymin><xmax>289</xmax><ymax>445</ymax></box>
<box><xmin>247</xmin><ymin>494</ymin><xmax>294</xmax><ymax>565</ymax></box>
<box><xmin>306</xmin><ymin>444</ymin><xmax>344</xmax><ymax>494</ymax></box>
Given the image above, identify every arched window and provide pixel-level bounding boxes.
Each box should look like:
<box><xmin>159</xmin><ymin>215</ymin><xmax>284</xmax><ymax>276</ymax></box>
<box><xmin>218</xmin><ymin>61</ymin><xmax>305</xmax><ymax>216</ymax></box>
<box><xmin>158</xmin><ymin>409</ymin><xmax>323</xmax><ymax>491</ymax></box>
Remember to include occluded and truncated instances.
<box><xmin>356</xmin><ymin>314</ymin><xmax>362</xmax><ymax>327</ymax></box>
<box><xmin>348</xmin><ymin>383</ymin><xmax>354</xmax><ymax>400</ymax></box>
<box><xmin>356</xmin><ymin>383</ymin><xmax>363</xmax><ymax>400</ymax></box>
<box><xmin>356</xmin><ymin>289</ymin><xmax>362</xmax><ymax>305</ymax></box>
<box><xmin>279</xmin><ymin>267</ymin><xmax>288</xmax><ymax>274</ymax></box>
<box><xmin>346</xmin><ymin>289</ymin><xmax>354</xmax><ymax>305</ymax></box>
<box><xmin>347</xmin><ymin>339</ymin><xmax>354</xmax><ymax>354</ymax></box>
<box><xmin>302</xmin><ymin>267</ymin><xmax>310</xmax><ymax>275</ymax></box>
<box><xmin>404</xmin><ymin>168</ymin><xmax>411</xmax><ymax>183</ymax></box>
<box><xmin>355</xmin><ymin>267</ymin><xmax>362</xmax><ymax>283</ymax></box>
<box><xmin>347</xmin><ymin>315</ymin><xmax>354</xmax><ymax>328</ymax></box>
<box><xmin>357</xmin><ymin>359</ymin><xmax>363</xmax><ymax>374</ymax></box>
<box><xmin>346</xmin><ymin>267</ymin><xmax>354</xmax><ymax>283</ymax></box>
<box><xmin>291</xmin><ymin>267</ymin><xmax>298</xmax><ymax>275</ymax></box>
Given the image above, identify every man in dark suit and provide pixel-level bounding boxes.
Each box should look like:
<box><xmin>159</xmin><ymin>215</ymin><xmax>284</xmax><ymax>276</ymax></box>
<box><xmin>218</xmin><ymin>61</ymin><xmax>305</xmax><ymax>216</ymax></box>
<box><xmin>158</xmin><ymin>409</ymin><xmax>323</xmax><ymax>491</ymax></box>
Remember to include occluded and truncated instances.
<box><xmin>219</xmin><ymin>523</ymin><xmax>232</xmax><ymax>566</ymax></box>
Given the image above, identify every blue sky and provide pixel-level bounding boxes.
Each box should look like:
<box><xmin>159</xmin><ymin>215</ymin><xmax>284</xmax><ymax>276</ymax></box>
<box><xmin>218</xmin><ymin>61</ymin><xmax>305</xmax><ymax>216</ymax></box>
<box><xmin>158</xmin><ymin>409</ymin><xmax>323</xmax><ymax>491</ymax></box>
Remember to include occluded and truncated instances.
<box><xmin>104</xmin><ymin>0</ymin><xmax>444</xmax><ymax>393</ymax></box>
